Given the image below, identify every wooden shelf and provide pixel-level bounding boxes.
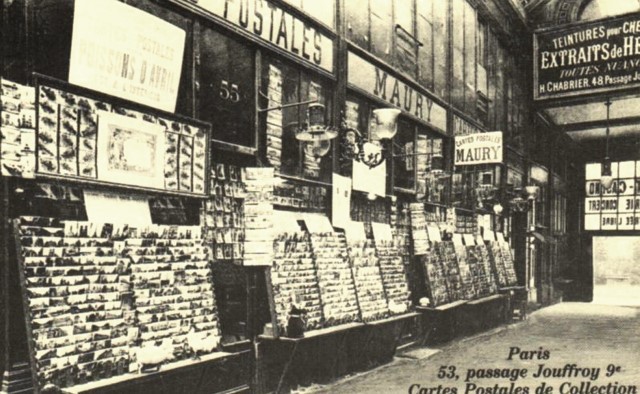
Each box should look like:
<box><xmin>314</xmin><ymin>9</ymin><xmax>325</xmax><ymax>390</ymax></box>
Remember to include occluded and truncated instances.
<box><xmin>258</xmin><ymin>322</ymin><xmax>365</xmax><ymax>343</ymax></box>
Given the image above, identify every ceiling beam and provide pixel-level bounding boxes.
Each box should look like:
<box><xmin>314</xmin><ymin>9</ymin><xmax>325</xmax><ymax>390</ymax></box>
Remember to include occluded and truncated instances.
<box><xmin>558</xmin><ymin>115</ymin><xmax>640</xmax><ymax>133</ymax></box>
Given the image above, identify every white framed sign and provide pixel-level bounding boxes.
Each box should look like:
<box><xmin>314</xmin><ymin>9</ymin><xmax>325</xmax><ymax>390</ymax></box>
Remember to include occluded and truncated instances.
<box><xmin>584</xmin><ymin>160</ymin><xmax>640</xmax><ymax>231</ymax></box>
<box><xmin>69</xmin><ymin>0</ymin><xmax>186</xmax><ymax>112</ymax></box>
<box><xmin>454</xmin><ymin>131</ymin><xmax>503</xmax><ymax>166</ymax></box>
<box><xmin>96</xmin><ymin>111</ymin><xmax>165</xmax><ymax>189</ymax></box>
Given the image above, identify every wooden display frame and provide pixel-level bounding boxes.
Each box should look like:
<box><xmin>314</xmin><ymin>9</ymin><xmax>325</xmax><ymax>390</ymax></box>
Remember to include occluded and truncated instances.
<box><xmin>12</xmin><ymin>219</ymin><xmax>41</xmax><ymax>394</ymax></box>
<box><xmin>32</xmin><ymin>74</ymin><xmax>211</xmax><ymax>198</ymax></box>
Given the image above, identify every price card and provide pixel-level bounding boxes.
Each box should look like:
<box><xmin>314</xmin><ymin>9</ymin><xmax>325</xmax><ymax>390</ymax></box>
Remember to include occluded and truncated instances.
<box><xmin>427</xmin><ymin>224</ymin><xmax>442</xmax><ymax>242</ymax></box>
<box><xmin>463</xmin><ymin>233</ymin><xmax>476</xmax><ymax>246</ymax></box>
<box><xmin>483</xmin><ymin>230</ymin><xmax>496</xmax><ymax>242</ymax></box>
<box><xmin>452</xmin><ymin>233</ymin><xmax>464</xmax><ymax>246</ymax></box>
<box><xmin>304</xmin><ymin>214</ymin><xmax>334</xmax><ymax>234</ymax></box>
<box><xmin>344</xmin><ymin>221</ymin><xmax>367</xmax><ymax>242</ymax></box>
<box><xmin>371</xmin><ymin>222</ymin><xmax>393</xmax><ymax>241</ymax></box>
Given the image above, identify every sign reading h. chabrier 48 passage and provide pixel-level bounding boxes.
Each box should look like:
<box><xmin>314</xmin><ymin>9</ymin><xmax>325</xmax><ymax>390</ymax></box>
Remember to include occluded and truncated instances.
<box><xmin>534</xmin><ymin>13</ymin><xmax>640</xmax><ymax>100</ymax></box>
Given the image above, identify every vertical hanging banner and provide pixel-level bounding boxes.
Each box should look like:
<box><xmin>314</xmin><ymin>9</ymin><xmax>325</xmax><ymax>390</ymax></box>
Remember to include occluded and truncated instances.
<box><xmin>69</xmin><ymin>0</ymin><xmax>186</xmax><ymax>112</ymax></box>
<box><xmin>332</xmin><ymin>173</ymin><xmax>352</xmax><ymax>229</ymax></box>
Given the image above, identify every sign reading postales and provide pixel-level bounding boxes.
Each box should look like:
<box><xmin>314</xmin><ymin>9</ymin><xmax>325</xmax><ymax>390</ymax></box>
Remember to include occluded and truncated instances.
<box><xmin>454</xmin><ymin>132</ymin><xmax>503</xmax><ymax>166</ymax></box>
<box><xmin>347</xmin><ymin>52</ymin><xmax>448</xmax><ymax>134</ymax></box>
<box><xmin>196</xmin><ymin>0</ymin><xmax>334</xmax><ymax>72</ymax></box>
<box><xmin>534</xmin><ymin>13</ymin><xmax>640</xmax><ymax>100</ymax></box>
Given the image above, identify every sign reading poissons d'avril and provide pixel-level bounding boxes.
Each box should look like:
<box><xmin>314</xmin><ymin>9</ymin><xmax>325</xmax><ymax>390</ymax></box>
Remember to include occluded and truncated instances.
<box><xmin>454</xmin><ymin>132</ymin><xmax>503</xmax><ymax>166</ymax></box>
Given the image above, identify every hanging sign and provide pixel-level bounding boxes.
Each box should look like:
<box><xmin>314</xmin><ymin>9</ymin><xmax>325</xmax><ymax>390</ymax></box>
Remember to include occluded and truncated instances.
<box><xmin>332</xmin><ymin>173</ymin><xmax>352</xmax><ymax>229</ymax></box>
<box><xmin>196</xmin><ymin>0</ymin><xmax>333</xmax><ymax>72</ymax></box>
<box><xmin>69</xmin><ymin>0</ymin><xmax>186</xmax><ymax>112</ymax></box>
<box><xmin>584</xmin><ymin>160</ymin><xmax>640</xmax><ymax>231</ymax></box>
<box><xmin>347</xmin><ymin>52</ymin><xmax>447</xmax><ymax>134</ymax></box>
<box><xmin>534</xmin><ymin>13</ymin><xmax>640</xmax><ymax>100</ymax></box>
<box><xmin>454</xmin><ymin>131</ymin><xmax>503</xmax><ymax>166</ymax></box>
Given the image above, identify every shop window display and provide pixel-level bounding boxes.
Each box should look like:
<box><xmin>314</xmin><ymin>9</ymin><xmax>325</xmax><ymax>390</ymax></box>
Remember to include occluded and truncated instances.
<box><xmin>16</xmin><ymin>217</ymin><xmax>222</xmax><ymax>390</ymax></box>
<box><xmin>261</xmin><ymin>58</ymin><xmax>333</xmax><ymax>182</ymax></box>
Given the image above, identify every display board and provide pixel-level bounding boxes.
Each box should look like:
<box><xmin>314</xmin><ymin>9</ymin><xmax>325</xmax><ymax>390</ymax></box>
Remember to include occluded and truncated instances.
<box><xmin>204</xmin><ymin>163</ymin><xmax>246</xmax><ymax>263</ymax></box>
<box><xmin>309</xmin><ymin>231</ymin><xmax>360</xmax><ymax>326</ymax></box>
<box><xmin>584</xmin><ymin>161</ymin><xmax>640</xmax><ymax>231</ymax></box>
<box><xmin>269</xmin><ymin>231</ymin><xmax>324</xmax><ymax>335</ymax></box>
<box><xmin>345</xmin><ymin>223</ymin><xmax>389</xmax><ymax>322</ymax></box>
<box><xmin>15</xmin><ymin>217</ymin><xmax>222</xmax><ymax>391</ymax></box>
<box><xmin>421</xmin><ymin>249</ymin><xmax>450</xmax><ymax>307</ymax></box>
<box><xmin>373</xmin><ymin>228</ymin><xmax>411</xmax><ymax>314</ymax></box>
<box><xmin>435</xmin><ymin>242</ymin><xmax>464</xmax><ymax>302</ymax></box>
<box><xmin>34</xmin><ymin>77</ymin><xmax>209</xmax><ymax>196</ymax></box>
<box><xmin>1</xmin><ymin>78</ymin><xmax>36</xmax><ymax>177</ymax></box>
<box><xmin>452</xmin><ymin>235</ymin><xmax>476</xmax><ymax>300</ymax></box>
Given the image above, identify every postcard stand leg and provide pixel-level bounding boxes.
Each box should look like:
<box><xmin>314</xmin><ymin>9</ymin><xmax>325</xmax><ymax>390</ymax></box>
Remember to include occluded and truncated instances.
<box><xmin>1</xmin><ymin>179</ymin><xmax>37</xmax><ymax>394</ymax></box>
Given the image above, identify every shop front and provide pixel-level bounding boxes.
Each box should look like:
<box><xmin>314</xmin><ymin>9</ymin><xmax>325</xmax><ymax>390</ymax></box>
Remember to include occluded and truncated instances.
<box><xmin>1</xmin><ymin>0</ymin><xmax>536</xmax><ymax>393</ymax></box>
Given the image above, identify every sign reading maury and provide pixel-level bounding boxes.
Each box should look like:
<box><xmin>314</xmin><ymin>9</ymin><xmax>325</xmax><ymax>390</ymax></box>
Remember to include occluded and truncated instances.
<box><xmin>534</xmin><ymin>13</ymin><xmax>640</xmax><ymax>100</ymax></box>
<box><xmin>197</xmin><ymin>0</ymin><xmax>334</xmax><ymax>72</ymax></box>
<box><xmin>348</xmin><ymin>52</ymin><xmax>447</xmax><ymax>134</ymax></box>
<box><xmin>69</xmin><ymin>0</ymin><xmax>186</xmax><ymax>112</ymax></box>
<box><xmin>454</xmin><ymin>132</ymin><xmax>503</xmax><ymax>166</ymax></box>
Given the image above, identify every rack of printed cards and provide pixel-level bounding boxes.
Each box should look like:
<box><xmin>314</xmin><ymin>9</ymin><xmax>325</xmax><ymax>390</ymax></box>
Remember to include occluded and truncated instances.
<box><xmin>265</xmin><ymin>213</ymin><xmax>414</xmax><ymax>338</ymax></box>
<box><xmin>15</xmin><ymin>216</ymin><xmax>222</xmax><ymax>391</ymax></box>
<box><xmin>1</xmin><ymin>78</ymin><xmax>36</xmax><ymax>178</ymax></box>
<box><xmin>485</xmin><ymin>232</ymin><xmax>519</xmax><ymax>288</ymax></box>
<box><xmin>409</xmin><ymin>204</ymin><xmax>501</xmax><ymax>308</ymax></box>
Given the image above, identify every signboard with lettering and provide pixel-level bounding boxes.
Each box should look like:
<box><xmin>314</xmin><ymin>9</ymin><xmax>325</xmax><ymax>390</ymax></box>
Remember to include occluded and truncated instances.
<box><xmin>347</xmin><ymin>52</ymin><xmax>448</xmax><ymax>134</ymax></box>
<box><xmin>196</xmin><ymin>0</ymin><xmax>334</xmax><ymax>72</ymax></box>
<box><xmin>453</xmin><ymin>114</ymin><xmax>484</xmax><ymax>136</ymax></box>
<box><xmin>534</xmin><ymin>13</ymin><xmax>640</xmax><ymax>100</ymax></box>
<box><xmin>584</xmin><ymin>160</ymin><xmax>640</xmax><ymax>231</ymax></box>
<box><xmin>69</xmin><ymin>0</ymin><xmax>186</xmax><ymax>112</ymax></box>
<box><xmin>454</xmin><ymin>132</ymin><xmax>503</xmax><ymax>166</ymax></box>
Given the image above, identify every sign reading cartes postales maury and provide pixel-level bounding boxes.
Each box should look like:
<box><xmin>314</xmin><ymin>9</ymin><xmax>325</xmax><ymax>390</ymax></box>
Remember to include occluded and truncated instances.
<box><xmin>534</xmin><ymin>13</ymin><xmax>640</xmax><ymax>100</ymax></box>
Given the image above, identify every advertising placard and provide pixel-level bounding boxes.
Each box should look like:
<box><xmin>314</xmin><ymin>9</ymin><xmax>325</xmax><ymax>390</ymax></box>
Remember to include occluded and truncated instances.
<box><xmin>69</xmin><ymin>0</ymin><xmax>186</xmax><ymax>112</ymax></box>
<box><xmin>454</xmin><ymin>132</ymin><xmax>503</xmax><ymax>166</ymax></box>
<box><xmin>534</xmin><ymin>13</ymin><xmax>640</xmax><ymax>100</ymax></box>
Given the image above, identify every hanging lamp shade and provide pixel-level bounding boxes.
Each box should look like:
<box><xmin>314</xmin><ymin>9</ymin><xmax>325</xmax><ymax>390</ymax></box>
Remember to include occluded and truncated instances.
<box><xmin>371</xmin><ymin>108</ymin><xmax>401</xmax><ymax>140</ymax></box>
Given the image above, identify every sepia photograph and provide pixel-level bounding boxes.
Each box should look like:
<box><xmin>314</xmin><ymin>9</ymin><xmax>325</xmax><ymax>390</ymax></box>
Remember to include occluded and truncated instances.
<box><xmin>1</xmin><ymin>0</ymin><xmax>640</xmax><ymax>393</ymax></box>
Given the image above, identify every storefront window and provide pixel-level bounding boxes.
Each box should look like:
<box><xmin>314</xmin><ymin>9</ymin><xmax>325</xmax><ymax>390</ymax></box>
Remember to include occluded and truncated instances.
<box><xmin>261</xmin><ymin>56</ymin><xmax>333</xmax><ymax>181</ymax></box>
<box><xmin>394</xmin><ymin>118</ymin><xmax>416</xmax><ymax>191</ymax></box>
<box><xmin>199</xmin><ymin>25</ymin><xmax>255</xmax><ymax>149</ymax></box>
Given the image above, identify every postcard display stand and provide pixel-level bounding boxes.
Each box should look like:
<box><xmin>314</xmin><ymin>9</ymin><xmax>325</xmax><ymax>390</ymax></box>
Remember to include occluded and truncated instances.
<box><xmin>486</xmin><ymin>235</ymin><xmax>518</xmax><ymax>288</ymax></box>
<box><xmin>1</xmin><ymin>76</ymin><xmax>250</xmax><ymax>393</ymax></box>
<box><xmin>371</xmin><ymin>223</ymin><xmax>411</xmax><ymax>314</ymax></box>
<box><xmin>307</xmin><ymin>221</ymin><xmax>360</xmax><ymax>327</ymax></box>
<box><xmin>14</xmin><ymin>217</ymin><xmax>223</xmax><ymax>391</ymax></box>
<box><xmin>344</xmin><ymin>222</ymin><xmax>389</xmax><ymax>323</ymax></box>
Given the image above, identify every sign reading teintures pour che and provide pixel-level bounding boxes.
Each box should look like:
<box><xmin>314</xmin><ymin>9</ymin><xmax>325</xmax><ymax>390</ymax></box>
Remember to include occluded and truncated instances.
<box><xmin>584</xmin><ymin>160</ymin><xmax>640</xmax><ymax>231</ymax></box>
<box><xmin>69</xmin><ymin>0</ymin><xmax>186</xmax><ymax>112</ymax></box>
<box><xmin>534</xmin><ymin>13</ymin><xmax>640</xmax><ymax>100</ymax></box>
<box><xmin>454</xmin><ymin>132</ymin><xmax>503</xmax><ymax>166</ymax></box>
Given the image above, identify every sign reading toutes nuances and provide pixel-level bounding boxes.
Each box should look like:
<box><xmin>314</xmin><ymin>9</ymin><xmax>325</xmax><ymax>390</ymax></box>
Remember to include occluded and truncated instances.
<box><xmin>584</xmin><ymin>161</ymin><xmax>640</xmax><ymax>231</ymax></box>
<box><xmin>534</xmin><ymin>13</ymin><xmax>640</xmax><ymax>100</ymax></box>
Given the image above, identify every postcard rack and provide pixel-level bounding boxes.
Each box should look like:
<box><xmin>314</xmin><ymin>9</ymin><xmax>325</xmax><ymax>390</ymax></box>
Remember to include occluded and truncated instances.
<box><xmin>13</xmin><ymin>216</ymin><xmax>223</xmax><ymax>392</ymax></box>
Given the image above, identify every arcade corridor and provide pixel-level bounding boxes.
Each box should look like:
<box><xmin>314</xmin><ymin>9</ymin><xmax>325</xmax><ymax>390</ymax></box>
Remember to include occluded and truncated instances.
<box><xmin>310</xmin><ymin>303</ymin><xmax>640</xmax><ymax>393</ymax></box>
